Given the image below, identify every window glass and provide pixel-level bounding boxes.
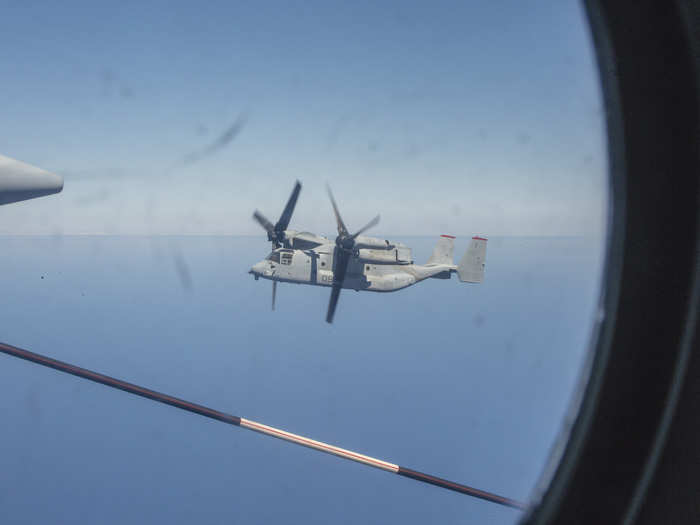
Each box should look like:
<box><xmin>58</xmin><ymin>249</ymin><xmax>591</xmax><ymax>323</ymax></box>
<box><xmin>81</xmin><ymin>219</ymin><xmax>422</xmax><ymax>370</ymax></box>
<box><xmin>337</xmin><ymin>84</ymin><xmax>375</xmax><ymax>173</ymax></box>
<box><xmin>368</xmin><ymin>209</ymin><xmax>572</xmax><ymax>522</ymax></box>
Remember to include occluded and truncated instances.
<box><xmin>0</xmin><ymin>3</ymin><xmax>606</xmax><ymax>524</ymax></box>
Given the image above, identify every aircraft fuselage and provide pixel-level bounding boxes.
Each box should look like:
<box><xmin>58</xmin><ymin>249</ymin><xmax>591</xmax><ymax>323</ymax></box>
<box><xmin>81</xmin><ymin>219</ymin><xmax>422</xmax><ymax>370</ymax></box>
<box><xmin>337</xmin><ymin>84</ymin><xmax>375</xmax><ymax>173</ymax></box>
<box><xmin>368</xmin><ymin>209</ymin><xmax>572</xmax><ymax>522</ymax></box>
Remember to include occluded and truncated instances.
<box><xmin>249</xmin><ymin>238</ymin><xmax>453</xmax><ymax>293</ymax></box>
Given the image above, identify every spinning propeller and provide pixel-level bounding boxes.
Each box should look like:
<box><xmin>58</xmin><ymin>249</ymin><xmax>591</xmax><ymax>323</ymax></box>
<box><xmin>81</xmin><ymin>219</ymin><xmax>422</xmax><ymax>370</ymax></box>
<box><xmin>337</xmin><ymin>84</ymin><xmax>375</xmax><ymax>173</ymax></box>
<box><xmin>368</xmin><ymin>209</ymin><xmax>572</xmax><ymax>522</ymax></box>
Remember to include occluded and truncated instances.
<box><xmin>253</xmin><ymin>181</ymin><xmax>301</xmax><ymax>309</ymax></box>
<box><xmin>253</xmin><ymin>180</ymin><xmax>302</xmax><ymax>249</ymax></box>
<box><xmin>325</xmin><ymin>185</ymin><xmax>380</xmax><ymax>324</ymax></box>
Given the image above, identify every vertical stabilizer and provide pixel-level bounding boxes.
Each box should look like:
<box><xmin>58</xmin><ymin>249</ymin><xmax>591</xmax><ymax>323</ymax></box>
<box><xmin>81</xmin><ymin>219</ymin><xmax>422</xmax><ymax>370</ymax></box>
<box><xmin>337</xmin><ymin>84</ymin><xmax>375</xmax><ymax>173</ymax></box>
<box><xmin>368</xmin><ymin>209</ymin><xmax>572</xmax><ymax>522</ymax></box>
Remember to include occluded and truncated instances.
<box><xmin>427</xmin><ymin>234</ymin><xmax>455</xmax><ymax>265</ymax></box>
<box><xmin>457</xmin><ymin>236</ymin><xmax>487</xmax><ymax>283</ymax></box>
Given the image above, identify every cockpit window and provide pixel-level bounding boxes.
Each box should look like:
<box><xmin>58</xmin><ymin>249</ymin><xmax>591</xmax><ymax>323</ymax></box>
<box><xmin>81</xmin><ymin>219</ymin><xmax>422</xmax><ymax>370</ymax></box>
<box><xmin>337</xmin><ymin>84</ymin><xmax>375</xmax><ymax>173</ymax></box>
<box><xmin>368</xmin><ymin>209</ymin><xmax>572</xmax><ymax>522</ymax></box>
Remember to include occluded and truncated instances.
<box><xmin>266</xmin><ymin>251</ymin><xmax>281</xmax><ymax>263</ymax></box>
<box><xmin>280</xmin><ymin>252</ymin><xmax>293</xmax><ymax>265</ymax></box>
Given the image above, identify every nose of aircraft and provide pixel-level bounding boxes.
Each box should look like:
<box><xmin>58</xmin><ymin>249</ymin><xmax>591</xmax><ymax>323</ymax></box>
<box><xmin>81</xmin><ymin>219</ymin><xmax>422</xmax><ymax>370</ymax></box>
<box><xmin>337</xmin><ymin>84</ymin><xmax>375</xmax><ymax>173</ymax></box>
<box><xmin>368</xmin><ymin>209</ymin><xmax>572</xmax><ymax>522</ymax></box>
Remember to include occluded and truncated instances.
<box><xmin>249</xmin><ymin>261</ymin><xmax>268</xmax><ymax>278</ymax></box>
<box><xmin>0</xmin><ymin>155</ymin><xmax>64</xmax><ymax>205</ymax></box>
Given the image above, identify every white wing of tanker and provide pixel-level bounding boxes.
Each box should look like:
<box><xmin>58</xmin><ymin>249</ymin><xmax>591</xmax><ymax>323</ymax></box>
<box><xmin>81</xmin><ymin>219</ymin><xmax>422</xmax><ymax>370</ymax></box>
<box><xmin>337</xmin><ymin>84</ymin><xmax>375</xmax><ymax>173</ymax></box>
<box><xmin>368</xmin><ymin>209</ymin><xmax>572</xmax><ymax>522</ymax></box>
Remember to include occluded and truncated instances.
<box><xmin>457</xmin><ymin>236</ymin><xmax>488</xmax><ymax>283</ymax></box>
<box><xmin>0</xmin><ymin>155</ymin><xmax>63</xmax><ymax>205</ymax></box>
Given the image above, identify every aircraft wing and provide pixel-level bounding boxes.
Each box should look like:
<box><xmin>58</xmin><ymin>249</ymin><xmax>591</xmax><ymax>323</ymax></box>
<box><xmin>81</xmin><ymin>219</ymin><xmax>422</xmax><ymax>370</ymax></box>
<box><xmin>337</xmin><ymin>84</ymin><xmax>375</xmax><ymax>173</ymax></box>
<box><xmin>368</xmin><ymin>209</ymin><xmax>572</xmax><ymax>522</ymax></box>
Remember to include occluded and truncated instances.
<box><xmin>0</xmin><ymin>154</ymin><xmax>63</xmax><ymax>205</ymax></box>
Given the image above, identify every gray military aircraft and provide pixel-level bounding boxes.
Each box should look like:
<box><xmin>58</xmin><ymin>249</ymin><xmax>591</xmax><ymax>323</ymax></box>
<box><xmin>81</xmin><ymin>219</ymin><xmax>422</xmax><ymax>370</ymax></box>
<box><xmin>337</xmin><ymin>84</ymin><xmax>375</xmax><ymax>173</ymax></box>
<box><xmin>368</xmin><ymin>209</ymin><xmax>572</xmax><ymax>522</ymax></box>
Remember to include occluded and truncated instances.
<box><xmin>250</xmin><ymin>181</ymin><xmax>487</xmax><ymax>323</ymax></box>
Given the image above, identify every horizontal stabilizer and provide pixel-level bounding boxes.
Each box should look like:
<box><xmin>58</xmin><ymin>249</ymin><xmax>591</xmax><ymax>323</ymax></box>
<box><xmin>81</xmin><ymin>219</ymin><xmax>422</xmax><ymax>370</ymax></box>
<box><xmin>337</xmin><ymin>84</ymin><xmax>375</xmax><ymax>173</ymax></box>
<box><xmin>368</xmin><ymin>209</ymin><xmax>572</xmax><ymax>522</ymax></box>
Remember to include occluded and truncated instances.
<box><xmin>457</xmin><ymin>236</ymin><xmax>487</xmax><ymax>283</ymax></box>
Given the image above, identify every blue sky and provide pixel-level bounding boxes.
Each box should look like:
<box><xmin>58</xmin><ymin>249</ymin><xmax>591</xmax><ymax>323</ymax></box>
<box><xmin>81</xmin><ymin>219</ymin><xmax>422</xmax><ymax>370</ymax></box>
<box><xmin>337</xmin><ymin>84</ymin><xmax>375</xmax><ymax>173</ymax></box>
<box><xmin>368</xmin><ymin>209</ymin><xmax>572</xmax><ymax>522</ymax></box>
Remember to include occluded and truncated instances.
<box><xmin>0</xmin><ymin>1</ymin><xmax>605</xmax><ymax>236</ymax></box>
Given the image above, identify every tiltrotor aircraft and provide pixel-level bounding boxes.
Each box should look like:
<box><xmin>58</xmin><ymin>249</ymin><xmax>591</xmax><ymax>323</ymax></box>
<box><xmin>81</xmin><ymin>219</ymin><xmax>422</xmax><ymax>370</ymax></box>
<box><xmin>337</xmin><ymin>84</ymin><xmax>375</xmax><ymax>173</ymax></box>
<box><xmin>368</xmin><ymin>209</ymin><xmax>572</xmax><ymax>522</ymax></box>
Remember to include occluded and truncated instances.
<box><xmin>250</xmin><ymin>181</ymin><xmax>487</xmax><ymax>323</ymax></box>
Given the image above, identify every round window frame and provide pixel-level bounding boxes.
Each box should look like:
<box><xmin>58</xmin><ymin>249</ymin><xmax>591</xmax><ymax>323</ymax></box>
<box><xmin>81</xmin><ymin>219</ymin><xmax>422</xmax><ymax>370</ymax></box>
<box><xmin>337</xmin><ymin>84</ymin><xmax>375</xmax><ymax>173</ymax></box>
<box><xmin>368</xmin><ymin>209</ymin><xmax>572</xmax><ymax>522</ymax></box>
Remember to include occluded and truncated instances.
<box><xmin>523</xmin><ymin>2</ymin><xmax>700</xmax><ymax>523</ymax></box>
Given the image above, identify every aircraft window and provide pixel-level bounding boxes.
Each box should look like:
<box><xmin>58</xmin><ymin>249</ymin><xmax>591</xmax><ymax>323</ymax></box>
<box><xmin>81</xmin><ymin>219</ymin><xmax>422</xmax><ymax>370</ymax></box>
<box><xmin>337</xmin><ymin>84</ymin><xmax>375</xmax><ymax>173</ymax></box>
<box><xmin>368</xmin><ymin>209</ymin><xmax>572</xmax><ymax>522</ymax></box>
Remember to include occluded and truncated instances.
<box><xmin>1</xmin><ymin>3</ymin><xmax>610</xmax><ymax>525</ymax></box>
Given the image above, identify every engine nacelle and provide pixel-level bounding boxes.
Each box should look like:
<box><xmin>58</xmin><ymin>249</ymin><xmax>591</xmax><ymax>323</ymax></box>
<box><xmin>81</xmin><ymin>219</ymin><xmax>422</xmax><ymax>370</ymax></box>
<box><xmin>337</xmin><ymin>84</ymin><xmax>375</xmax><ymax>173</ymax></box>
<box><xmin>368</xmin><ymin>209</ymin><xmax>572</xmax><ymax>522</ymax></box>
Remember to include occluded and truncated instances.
<box><xmin>356</xmin><ymin>248</ymin><xmax>397</xmax><ymax>263</ymax></box>
<box><xmin>353</xmin><ymin>235</ymin><xmax>394</xmax><ymax>250</ymax></box>
<box><xmin>286</xmin><ymin>231</ymin><xmax>326</xmax><ymax>250</ymax></box>
<box><xmin>357</xmin><ymin>245</ymin><xmax>412</xmax><ymax>265</ymax></box>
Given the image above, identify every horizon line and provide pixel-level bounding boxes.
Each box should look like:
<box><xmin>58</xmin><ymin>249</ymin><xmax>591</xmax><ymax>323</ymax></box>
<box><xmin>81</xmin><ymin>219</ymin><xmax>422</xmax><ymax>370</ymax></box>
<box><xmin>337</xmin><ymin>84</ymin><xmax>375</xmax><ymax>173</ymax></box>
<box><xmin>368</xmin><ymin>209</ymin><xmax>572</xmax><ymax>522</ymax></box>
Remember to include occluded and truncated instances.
<box><xmin>0</xmin><ymin>233</ymin><xmax>597</xmax><ymax>238</ymax></box>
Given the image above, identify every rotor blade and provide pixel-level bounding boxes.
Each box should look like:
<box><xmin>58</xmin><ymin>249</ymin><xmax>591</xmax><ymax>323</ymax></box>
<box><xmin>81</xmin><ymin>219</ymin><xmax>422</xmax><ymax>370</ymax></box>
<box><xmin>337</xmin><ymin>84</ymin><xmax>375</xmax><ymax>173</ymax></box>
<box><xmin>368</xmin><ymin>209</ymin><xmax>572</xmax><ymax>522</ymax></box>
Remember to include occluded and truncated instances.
<box><xmin>275</xmin><ymin>180</ymin><xmax>302</xmax><ymax>232</ymax></box>
<box><xmin>253</xmin><ymin>210</ymin><xmax>275</xmax><ymax>234</ymax></box>
<box><xmin>326</xmin><ymin>284</ymin><xmax>342</xmax><ymax>324</ymax></box>
<box><xmin>350</xmin><ymin>214</ymin><xmax>380</xmax><ymax>240</ymax></box>
<box><xmin>326</xmin><ymin>248</ymin><xmax>350</xmax><ymax>324</ymax></box>
<box><xmin>272</xmin><ymin>280</ymin><xmax>277</xmax><ymax>311</ymax></box>
<box><xmin>326</xmin><ymin>184</ymin><xmax>348</xmax><ymax>237</ymax></box>
<box><xmin>0</xmin><ymin>341</ymin><xmax>526</xmax><ymax>510</ymax></box>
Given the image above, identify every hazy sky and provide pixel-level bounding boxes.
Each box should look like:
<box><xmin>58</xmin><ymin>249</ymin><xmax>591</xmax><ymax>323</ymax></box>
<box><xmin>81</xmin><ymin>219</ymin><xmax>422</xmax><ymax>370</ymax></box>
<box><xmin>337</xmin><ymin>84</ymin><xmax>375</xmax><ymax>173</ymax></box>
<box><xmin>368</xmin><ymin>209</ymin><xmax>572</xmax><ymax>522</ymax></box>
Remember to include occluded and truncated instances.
<box><xmin>0</xmin><ymin>1</ymin><xmax>606</xmax><ymax>237</ymax></box>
